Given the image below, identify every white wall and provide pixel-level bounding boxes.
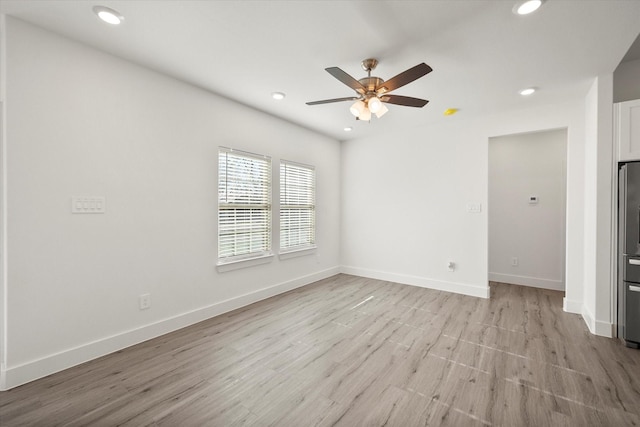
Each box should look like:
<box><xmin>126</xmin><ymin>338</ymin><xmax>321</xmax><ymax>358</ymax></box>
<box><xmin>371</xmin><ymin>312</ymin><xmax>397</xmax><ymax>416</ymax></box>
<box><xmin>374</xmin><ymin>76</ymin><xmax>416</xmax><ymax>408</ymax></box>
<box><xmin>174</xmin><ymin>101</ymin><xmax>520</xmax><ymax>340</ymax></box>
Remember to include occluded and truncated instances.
<box><xmin>341</xmin><ymin>118</ymin><xmax>489</xmax><ymax>298</ymax></box>
<box><xmin>341</xmin><ymin>102</ymin><xmax>586</xmax><ymax>303</ymax></box>
<box><xmin>595</xmin><ymin>76</ymin><xmax>615</xmax><ymax>337</ymax></box>
<box><xmin>0</xmin><ymin>14</ymin><xmax>6</xmax><ymax>394</ymax></box>
<box><xmin>614</xmin><ymin>59</ymin><xmax>640</xmax><ymax>103</ymax></box>
<box><xmin>1</xmin><ymin>17</ymin><xmax>341</xmax><ymax>389</ymax></box>
<box><xmin>583</xmin><ymin>75</ymin><xmax>615</xmax><ymax>337</ymax></box>
<box><xmin>489</xmin><ymin>129</ymin><xmax>567</xmax><ymax>291</ymax></box>
<box><xmin>1</xmin><ymin>14</ymin><xmax>622</xmax><ymax>390</ymax></box>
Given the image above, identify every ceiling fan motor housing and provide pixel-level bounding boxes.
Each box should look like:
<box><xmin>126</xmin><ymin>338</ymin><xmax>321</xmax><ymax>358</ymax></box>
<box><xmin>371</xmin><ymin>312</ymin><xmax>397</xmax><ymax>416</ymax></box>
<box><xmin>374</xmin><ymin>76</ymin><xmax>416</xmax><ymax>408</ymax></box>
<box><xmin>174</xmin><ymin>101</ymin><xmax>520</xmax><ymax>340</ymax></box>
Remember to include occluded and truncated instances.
<box><xmin>359</xmin><ymin>58</ymin><xmax>384</xmax><ymax>96</ymax></box>
<box><xmin>358</xmin><ymin>76</ymin><xmax>385</xmax><ymax>93</ymax></box>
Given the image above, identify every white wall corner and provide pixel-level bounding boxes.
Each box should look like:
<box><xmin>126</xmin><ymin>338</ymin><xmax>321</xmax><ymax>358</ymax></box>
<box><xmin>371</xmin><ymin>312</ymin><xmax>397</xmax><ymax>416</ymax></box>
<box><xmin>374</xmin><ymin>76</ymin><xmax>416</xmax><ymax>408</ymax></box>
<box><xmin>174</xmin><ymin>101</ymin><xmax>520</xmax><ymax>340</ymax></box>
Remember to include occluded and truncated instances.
<box><xmin>341</xmin><ymin>266</ymin><xmax>490</xmax><ymax>299</ymax></box>
<box><xmin>594</xmin><ymin>318</ymin><xmax>614</xmax><ymax>338</ymax></box>
<box><xmin>579</xmin><ymin>303</ymin><xmax>613</xmax><ymax>337</ymax></box>
<box><xmin>0</xmin><ymin>368</ymin><xmax>6</xmax><ymax>391</ymax></box>
<box><xmin>594</xmin><ymin>73</ymin><xmax>615</xmax><ymax>329</ymax></box>
<box><xmin>1</xmin><ymin>266</ymin><xmax>341</xmax><ymax>391</ymax></box>
<box><xmin>0</xmin><ymin>12</ymin><xmax>7</xmax><ymax>396</ymax></box>
<box><xmin>581</xmin><ymin>303</ymin><xmax>596</xmax><ymax>334</ymax></box>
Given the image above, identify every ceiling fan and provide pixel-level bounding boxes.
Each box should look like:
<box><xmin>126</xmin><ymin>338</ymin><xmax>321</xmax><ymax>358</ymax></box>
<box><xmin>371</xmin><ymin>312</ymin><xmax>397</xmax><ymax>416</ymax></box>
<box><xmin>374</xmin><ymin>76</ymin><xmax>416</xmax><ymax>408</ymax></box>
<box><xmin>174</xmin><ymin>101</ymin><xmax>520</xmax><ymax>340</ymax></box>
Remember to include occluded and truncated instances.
<box><xmin>306</xmin><ymin>58</ymin><xmax>432</xmax><ymax>121</ymax></box>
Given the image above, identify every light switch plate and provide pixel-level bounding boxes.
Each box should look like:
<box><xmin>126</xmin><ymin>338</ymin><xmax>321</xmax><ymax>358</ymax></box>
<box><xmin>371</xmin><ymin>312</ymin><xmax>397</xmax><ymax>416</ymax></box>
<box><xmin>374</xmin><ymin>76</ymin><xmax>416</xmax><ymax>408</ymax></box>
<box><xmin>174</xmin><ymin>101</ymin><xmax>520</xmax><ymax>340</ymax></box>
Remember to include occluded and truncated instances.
<box><xmin>71</xmin><ymin>196</ymin><xmax>106</xmax><ymax>214</ymax></box>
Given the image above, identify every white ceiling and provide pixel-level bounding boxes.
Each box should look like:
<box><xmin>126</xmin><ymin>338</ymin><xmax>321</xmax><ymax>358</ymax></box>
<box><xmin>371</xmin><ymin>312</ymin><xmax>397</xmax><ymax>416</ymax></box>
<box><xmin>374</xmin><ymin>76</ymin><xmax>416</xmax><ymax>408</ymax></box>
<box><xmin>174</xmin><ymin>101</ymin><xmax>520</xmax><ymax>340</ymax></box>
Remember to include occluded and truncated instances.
<box><xmin>2</xmin><ymin>0</ymin><xmax>640</xmax><ymax>141</ymax></box>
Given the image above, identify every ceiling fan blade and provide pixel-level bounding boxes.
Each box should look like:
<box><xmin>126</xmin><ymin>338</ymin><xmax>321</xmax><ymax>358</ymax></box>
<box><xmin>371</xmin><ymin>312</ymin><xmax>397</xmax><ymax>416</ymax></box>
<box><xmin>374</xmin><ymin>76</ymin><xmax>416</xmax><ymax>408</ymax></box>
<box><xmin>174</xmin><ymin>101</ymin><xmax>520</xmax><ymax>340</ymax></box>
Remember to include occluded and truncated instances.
<box><xmin>382</xmin><ymin>95</ymin><xmax>429</xmax><ymax>107</ymax></box>
<box><xmin>306</xmin><ymin>96</ymin><xmax>360</xmax><ymax>105</ymax></box>
<box><xmin>325</xmin><ymin>67</ymin><xmax>367</xmax><ymax>94</ymax></box>
<box><xmin>376</xmin><ymin>63</ymin><xmax>432</xmax><ymax>94</ymax></box>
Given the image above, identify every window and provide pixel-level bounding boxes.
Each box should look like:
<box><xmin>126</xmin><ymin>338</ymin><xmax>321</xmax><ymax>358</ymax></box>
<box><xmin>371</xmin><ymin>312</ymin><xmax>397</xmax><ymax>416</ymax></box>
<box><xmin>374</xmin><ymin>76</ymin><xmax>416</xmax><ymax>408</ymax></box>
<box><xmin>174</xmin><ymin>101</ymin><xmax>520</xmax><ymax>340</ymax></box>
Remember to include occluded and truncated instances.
<box><xmin>218</xmin><ymin>147</ymin><xmax>271</xmax><ymax>262</ymax></box>
<box><xmin>280</xmin><ymin>160</ymin><xmax>315</xmax><ymax>252</ymax></box>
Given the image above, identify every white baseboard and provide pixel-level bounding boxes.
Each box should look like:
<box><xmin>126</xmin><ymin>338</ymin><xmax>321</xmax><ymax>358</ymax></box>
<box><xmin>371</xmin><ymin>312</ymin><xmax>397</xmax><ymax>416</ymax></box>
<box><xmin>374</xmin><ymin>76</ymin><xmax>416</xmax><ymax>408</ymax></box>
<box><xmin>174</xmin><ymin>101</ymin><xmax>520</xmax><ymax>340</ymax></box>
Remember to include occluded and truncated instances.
<box><xmin>580</xmin><ymin>303</ymin><xmax>613</xmax><ymax>338</ymax></box>
<box><xmin>1</xmin><ymin>266</ymin><xmax>340</xmax><ymax>391</ymax></box>
<box><xmin>340</xmin><ymin>266</ymin><xmax>490</xmax><ymax>299</ymax></box>
<box><xmin>488</xmin><ymin>272</ymin><xmax>564</xmax><ymax>291</ymax></box>
<box><xmin>581</xmin><ymin>304</ymin><xmax>596</xmax><ymax>334</ymax></box>
<box><xmin>563</xmin><ymin>297</ymin><xmax>582</xmax><ymax>314</ymax></box>
<box><xmin>594</xmin><ymin>319</ymin><xmax>614</xmax><ymax>338</ymax></box>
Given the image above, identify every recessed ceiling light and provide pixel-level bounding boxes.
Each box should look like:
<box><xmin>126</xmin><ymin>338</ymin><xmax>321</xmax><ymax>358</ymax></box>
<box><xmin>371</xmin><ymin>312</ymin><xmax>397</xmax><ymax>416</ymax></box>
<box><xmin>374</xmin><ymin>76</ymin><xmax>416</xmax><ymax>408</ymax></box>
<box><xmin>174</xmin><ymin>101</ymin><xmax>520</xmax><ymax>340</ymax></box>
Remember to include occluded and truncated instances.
<box><xmin>513</xmin><ymin>0</ymin><xmax>544</xmax><ymax>15</ymax></box>
<box><xmin>93</xmin><ymin>6</ymin><xmax>124</xmax><ymax>25</ymax></box>
<box><xmin>271</xmin><ymin>92</ymin><xmax>285</xmax><ymax>100</ymax></box>
<box><xmin>519</xmin><ymin>87</ymin><xmax>536</xmax><ymax>96</ymax></box>
<box><xmin>344</xmin><ymin>127</ymin><xmax>353</xmax><ymax>132</ymax></box>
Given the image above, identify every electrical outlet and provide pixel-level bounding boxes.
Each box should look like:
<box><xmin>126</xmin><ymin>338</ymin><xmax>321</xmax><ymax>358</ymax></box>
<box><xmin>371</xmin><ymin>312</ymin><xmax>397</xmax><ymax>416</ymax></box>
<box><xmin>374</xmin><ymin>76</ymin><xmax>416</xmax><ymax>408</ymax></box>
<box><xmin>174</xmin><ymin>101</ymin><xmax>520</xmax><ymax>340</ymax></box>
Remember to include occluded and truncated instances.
<box><xmin>511</xmin><ymin>257</ymin><xmax>519</xmax><ymax>267</ymax></box>
<box><xmin>139</xmin><ymin>293</ymin><xmax>151</xmax><ymax>310</ymax></box>
<box><xmin>447</xmin><ymin>261</ymin><xmax>456</xmax><ymax>272</ymax></box>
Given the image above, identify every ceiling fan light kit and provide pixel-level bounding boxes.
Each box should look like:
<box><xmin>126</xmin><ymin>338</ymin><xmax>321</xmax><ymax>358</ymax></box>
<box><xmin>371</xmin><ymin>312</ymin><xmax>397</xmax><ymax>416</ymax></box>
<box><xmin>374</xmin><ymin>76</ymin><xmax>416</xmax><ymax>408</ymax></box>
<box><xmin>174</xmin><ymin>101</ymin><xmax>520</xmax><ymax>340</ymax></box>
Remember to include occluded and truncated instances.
<box><xmin>375</xmin><ymin>103</ymin><xmax>389</xmax><ymax>118</ymax></box>
<box><xmin>367</xmin><ymin>96</ymin><xmax>383</xmax><ymax>113</ymax></box>
<box><xmin>349</xmin><ymin>100</ymin><xmax>366</xmax><ymax>117</ymax></box>
<box><xmin>307</xmin><ymin>58</ymin><xmax>432</xmax><ymax>122</ymax></box>
<box><xmin>358</xmin><ymin>108</ymin><xmax>372</xmax><ymax>121</ymax></box>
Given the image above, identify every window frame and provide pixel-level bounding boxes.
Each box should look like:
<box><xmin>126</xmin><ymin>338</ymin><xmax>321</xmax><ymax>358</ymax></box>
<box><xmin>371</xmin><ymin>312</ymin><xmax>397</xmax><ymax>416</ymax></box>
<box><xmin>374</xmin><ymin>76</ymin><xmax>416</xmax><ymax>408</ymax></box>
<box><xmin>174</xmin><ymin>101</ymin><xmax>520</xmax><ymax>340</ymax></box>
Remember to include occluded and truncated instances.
<box><xmin>217</xmin><ymin>147</ymin><xmax>272</xmax><ymax>265</ymax></box>
<box><xmin>279</xmin><ymin>159</ymin><xmax>316</xmax><ymax>254</ymax></box>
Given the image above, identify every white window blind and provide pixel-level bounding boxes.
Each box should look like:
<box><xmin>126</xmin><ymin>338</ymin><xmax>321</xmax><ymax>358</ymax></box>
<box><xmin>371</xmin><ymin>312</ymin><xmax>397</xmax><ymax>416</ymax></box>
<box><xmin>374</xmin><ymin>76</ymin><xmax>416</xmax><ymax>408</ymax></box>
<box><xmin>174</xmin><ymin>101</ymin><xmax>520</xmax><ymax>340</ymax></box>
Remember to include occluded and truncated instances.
<box><xmin>218</xmin><ymin>148</ymin><xmax>271</xmax><ymax>262</ymax></box>
<box><xmin>280</xmin><ymin>160</ymin><xmax>315</xmax><ymax>251</ymax></box>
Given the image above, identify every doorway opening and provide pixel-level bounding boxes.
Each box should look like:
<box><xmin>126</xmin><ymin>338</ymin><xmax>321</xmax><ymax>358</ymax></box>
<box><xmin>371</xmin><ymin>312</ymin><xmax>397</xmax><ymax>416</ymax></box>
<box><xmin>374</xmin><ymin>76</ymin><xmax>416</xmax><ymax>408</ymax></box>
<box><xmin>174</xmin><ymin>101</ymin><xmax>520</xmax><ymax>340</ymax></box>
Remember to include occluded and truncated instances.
<box><xmin>488</xmin><ymin>128</ymin><xmax>568</xmax><ymax>291</ymax></box>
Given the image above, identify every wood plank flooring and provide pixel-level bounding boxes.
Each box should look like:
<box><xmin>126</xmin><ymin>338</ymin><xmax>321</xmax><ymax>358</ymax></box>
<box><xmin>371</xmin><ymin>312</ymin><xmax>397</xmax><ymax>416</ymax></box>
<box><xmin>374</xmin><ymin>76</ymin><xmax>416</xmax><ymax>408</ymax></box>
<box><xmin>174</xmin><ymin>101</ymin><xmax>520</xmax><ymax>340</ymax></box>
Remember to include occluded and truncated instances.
<box><xmin>1</xmin><ymin>274</ymin><xmax>639</xmax><ymax>426</ymax></box>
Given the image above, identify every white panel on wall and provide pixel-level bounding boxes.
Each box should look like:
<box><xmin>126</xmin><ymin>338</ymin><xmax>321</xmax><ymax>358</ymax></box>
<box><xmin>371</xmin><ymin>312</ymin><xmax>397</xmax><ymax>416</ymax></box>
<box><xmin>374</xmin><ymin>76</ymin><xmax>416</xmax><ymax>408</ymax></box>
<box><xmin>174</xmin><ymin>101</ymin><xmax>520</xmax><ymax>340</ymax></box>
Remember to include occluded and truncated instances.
<box><xmin>488</xmin><ymin>129</ymin><xmax>567</xmax><ymax>290</ymax></box>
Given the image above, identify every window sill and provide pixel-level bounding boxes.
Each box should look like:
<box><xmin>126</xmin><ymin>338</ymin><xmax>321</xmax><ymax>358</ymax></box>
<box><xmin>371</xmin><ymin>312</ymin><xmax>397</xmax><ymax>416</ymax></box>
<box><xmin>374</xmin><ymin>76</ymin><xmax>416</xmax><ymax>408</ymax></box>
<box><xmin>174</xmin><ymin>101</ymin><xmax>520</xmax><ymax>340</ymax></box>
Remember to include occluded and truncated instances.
<box><xmin>217</xmin><ymin>253</ymin><xmax>274</xmax><ymax>273</ymax></box>
<box><xmin>279</xmin><ymin>246</ymin><xmax>317</xmax><ymax>260</ymax></box>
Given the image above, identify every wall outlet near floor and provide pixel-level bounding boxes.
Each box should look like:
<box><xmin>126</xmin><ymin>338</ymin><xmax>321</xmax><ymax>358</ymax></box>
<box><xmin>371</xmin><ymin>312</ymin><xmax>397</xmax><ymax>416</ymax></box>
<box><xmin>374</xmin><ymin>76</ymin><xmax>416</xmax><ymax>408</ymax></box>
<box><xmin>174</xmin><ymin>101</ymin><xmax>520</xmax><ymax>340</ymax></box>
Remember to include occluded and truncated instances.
<box><xmin>139</xmin><ymin>293</ymin><xmax>151</xmax><ymax>310</ymax></box>
<box><xmin>511</xmin><ymin>257</ymin><xmax>519</xmax><ymax>267</ymax></box>
<box><xmin>447</xmin><ymin>261</ymin><xmax>456</xmax><ymax>272</ymax></box>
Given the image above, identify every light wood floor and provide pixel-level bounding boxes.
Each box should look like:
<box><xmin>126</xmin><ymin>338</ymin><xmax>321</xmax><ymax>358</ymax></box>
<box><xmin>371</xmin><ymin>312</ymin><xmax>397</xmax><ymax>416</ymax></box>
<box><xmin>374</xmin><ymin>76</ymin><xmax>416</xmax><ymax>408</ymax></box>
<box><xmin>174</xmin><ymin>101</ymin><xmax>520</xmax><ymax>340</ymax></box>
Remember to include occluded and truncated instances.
<box><xmin>1</xmin><ymin>274</ymin><xmax>639</xmax><ymax>426</ymax></box>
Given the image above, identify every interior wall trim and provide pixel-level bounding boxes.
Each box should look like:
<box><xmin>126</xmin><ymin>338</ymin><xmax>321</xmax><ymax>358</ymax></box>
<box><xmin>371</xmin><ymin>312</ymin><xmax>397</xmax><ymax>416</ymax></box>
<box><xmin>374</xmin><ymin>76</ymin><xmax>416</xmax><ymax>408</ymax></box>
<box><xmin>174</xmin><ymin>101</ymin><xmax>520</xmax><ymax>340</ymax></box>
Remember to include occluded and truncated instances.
<box><xmin>0</xmin><ymin>14</ymin><xmax>8</xmax><ymax>394</ymax></box>
<box><xmin>580</xmin><ymin>303</ymin><xmax>613</xmax><ymax>338</ymax></box>
<box><xmin>581</xmin><ymin>303</ymin><xmax>596</xmax><ymax>334</ymax></box>
<box><xmin>594</xmin><ymin>318</ymin><xmax>615</xmax><ymax>338</ymax></box>
<box><xmin>563</xmin><ymin>297</ymin><xmax>582</xmax><ymax>314</ymax></box>
<box><xmin>0</xmin><ymin>266</ymin><xmax>341</xmax><ymax>391</ymax></box>
<box><xmin>488</xmin><ymin>273</ymin><xmax>564</xmax><ymax>291</ymax></box>
<box><xmin>340</xmin><ymin>266</ymin><xmax>490</xmax><ymax>299</ymax></box>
